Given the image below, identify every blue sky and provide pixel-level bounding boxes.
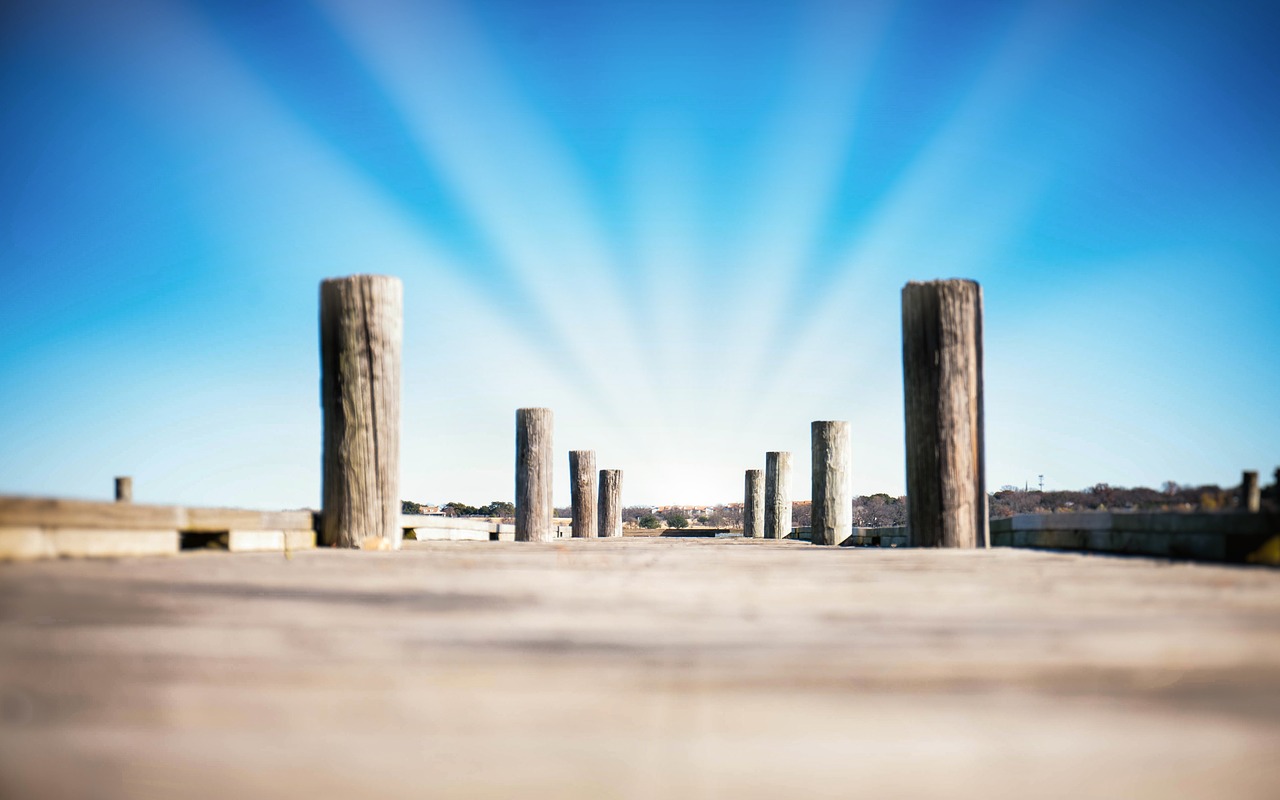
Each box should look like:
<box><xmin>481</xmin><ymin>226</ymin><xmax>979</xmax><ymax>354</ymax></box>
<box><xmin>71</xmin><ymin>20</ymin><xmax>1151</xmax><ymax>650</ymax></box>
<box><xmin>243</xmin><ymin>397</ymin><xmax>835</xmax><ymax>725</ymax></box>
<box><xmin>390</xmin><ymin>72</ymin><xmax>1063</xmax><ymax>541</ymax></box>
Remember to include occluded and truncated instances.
<box><xmin>2</xmin><ymin>0</ymin><xmax>1277</xmax><ymax>508</ymax></box>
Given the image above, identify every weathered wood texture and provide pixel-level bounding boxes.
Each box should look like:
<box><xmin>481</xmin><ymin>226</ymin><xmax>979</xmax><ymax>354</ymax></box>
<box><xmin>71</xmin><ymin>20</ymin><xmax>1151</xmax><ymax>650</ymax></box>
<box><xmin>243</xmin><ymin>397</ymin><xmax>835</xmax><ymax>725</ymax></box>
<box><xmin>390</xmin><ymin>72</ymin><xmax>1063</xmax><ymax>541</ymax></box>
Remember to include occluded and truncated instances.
<box><xmin>114</xmin><ymin>476</ymin><xmax>132</xmax><ymax>503</ymax></box>
<box><xmin>902</xmin><ymin>279</ymin><xmax>987</xmax><ymax>548</ymax></box>
<box><xmin>3</xmin><ymin>542</ymin><xmax>1279</xmax><ymax>799</ymax></box>
<box><xmin>320</xmin><ymin>275</ymin><xmax>403</xmax><ymax>549</ymax></box>
<box><xmin>1243</xmin><ymin>471</ymin><xmax>1261</xmax><ymax>513</ymax></box>
<box><xmin>569</xmin><ymin>450</ymin><xmax>597</xmax><ymax>539</ymax></box>
<box><xmin>744</xmin><ymin>469</ymin><xmax>764</xmax><ymax>538</ymax></box>
<box><xmin>0</xmin><ymin>496</ymin><xmax>313</xmax><ymax>532</ymax></box>
<box><xmin>811</xmin><ymin>421</ymin><xmax>851</xmax><ymax>546</ymax></box>
<box><xmin>516</xmin><ymin>408</ymin><xmax>554</xmax><ymax>542</ymax></box>
<box><xmin>764</xmin><ymin>451</ymin><xmax>792</xmax><ymax>540</ymax></box>
<box><xmin>598</xmin><ymin>469</ymin><xmax>622</xmax><ymax>538</ymax></box>
<box><xmin>0</xmin><ymin>526</ymin><xmax>179</xmax><ymax>560</ymax></box>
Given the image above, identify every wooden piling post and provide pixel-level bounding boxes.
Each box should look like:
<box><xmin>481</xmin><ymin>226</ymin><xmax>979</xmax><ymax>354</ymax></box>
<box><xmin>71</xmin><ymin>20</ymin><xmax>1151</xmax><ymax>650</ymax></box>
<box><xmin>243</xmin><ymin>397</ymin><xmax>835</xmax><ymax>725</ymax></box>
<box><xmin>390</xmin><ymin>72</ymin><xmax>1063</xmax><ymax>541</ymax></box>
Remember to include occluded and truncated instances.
<box><xmin>1243</xmin><ymin>470</ymin><xmax>1261</xmax><ymax>513</ymax></box>
<box><xmin>320</xmin><ymin>275</ymin><xmax>403</xmax><ymax>549</ymax></box>
<box><xmin>902</xmin><ymin>279</ymin><xmax>987</xmax><ymax>548</ymax></box>
<box><xmin>570</xmin><ymin>450</ymin><xmax>598</xmax><ymax>538</ymax></box>
<box><xmin>599</xmin><ymin>469</ymin><xmax>622</xmax><ymax>538</ymax></box>
<box><xmin>744</xmin><ymin>469</ymin><xmax>764</xmax><ymax>538</ymax></box>
<box><xmin>764</xmin><ymin>452</ymin><xmax>792</xmax><ymax>540</ymax></box>
<box><xmin>811</xmin><ymin>422</ymin><xmax>851</xmax><ymax>545</ymax></box>
<box><xmin>114</xmin><ymin>476</ymin><xmax>132</xmax><ymax>503</ymax></box>
<box><xmin>516</xmin><ymin>408</ymin><xmax>554</xmax><ymax>542</ymax></box>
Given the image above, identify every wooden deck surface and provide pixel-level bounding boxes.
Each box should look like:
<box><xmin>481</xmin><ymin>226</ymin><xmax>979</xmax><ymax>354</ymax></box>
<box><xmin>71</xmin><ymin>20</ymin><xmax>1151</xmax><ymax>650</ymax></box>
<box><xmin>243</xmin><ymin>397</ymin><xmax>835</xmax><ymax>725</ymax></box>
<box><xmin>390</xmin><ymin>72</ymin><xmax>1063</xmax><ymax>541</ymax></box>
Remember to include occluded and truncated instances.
<box><xmin>2</xmin><ymin>538</ymin><xmax>1279</xmax><ymax>798</ymax></box>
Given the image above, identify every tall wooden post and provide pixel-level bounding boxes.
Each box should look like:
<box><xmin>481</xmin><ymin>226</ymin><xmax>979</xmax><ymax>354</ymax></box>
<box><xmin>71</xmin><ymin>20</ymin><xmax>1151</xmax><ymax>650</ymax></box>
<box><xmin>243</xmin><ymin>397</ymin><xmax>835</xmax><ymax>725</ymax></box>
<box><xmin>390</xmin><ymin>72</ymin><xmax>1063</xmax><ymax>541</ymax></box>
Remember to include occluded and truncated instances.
<box><xmin>1242</xmin><ymin>470</ymin><xmax>1261</xmax><ymax>512</ymax></box>
<box><xmin>570</xmin><ymin>450</ymin><xmax>598</xmax><ymax>538</ymax></box>
<box><xmin>599</xmin><ymin>469</ymin><xmax>622</xmax><ymax>538</ymax></box>
<box><xmin>744</xmin><ymin>469</ymin><xmax>764</xmax><ymax>538</ymax></box>
<box><xmin>516</xmin><ymin>408</ymin><xmax>554</xmax><ymax>542</ymax></box>
<box><xmin>320</xmin><ymin>275</ymin><xmax>403</xmax><ymax>549</ymax></box>
<box><xmin>764</xmin><ymin>451</ymin><xmax>792</xmax><ymax>539</ymax></box>
<box><xmin>811</xmin><ymin>421</ymin><xmax>850</xmax><ymax>545</ymax></box>
<box><xmin>902</xmin><ymin>279</ymin><xmax>987</xmax><ymax>548</ymax></box>
<box><xmin>114</xmin><ymin>476</ymin><xmax>132</xmax><ymax>503</ymax></box>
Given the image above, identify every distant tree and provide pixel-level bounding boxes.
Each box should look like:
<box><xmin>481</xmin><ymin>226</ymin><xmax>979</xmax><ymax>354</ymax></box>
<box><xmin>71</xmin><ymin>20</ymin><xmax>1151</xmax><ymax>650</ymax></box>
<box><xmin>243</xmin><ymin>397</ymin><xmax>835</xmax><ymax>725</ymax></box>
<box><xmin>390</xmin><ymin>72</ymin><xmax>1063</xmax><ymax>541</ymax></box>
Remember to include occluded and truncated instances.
<box><xmin>663</xmin><ymin>511</ymin><xmax>689</xmax><ymax>529</ymax></box>
<box><xmin>622</xmin><ymin>506</ymin><xmax>652</xmax><ymax>525</ymax></box>
<box><xmin>638</xmin><ymin>514</ymin><xmax>663</xmax><ymax>529</ymax></box>
<box><xmin>477</xmin><ymin>501</ymin><xmax>515</xmax><ymax>518</ymax></box>
<box><xmin>791</xmin><ymin>501</ymin><xmax>812</xmax><ymax>528</ymax></box>
<box><xmin>402</xmin><ymin>500</ymin><xmax>423</xmax><ymax>514</ymax></box>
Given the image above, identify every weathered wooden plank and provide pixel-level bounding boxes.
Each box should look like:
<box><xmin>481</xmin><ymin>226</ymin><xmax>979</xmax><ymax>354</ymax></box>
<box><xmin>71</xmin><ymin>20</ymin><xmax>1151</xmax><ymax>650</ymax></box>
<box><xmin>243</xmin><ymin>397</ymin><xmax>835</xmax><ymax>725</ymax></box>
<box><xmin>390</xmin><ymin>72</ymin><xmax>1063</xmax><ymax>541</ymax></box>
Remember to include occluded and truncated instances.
<box><xmin>185</xmin><ymin>507</ymin><xmax>315</xmax><ymax>533</ymax></box>
<box><xmin>226</xmin><ymin>530</ymin><xmax>317</xmax><ymax>553</ymax></box>
<box><xmin>49</xmin><ymin>528</ymin><xmax>179</xmax><ymax>558</ymax></box>
<box><xmin>320</xmin><ymin>274</ymin><xmax>403</xmax><ymax>550</ymax></box>
<box><xmin>0</xmin><ymin>496</ymin><xmax>187</xmax><ymax>530</ymax></box>
<box><xmin>401</xmin><ymin>515</ymin><xmax>494</xmax><ymax>532</ymax></box>
<box><xmin>0</xmin><ymin>527</ymin><xmax>55</xmax><ymax>560</ymax></box>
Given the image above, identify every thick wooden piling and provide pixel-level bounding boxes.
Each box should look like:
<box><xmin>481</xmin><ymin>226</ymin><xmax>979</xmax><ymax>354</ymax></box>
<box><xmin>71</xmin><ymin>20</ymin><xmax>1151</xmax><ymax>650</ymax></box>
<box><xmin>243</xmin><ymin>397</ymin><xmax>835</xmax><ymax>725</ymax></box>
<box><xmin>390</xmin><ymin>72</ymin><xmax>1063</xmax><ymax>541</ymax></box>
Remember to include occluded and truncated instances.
<box><xmin>811</xmin><ymin>422</ymin><xmax>851</xmax><ymax>546</ymax></box>
<box><xmin>764</xmin><ymin>452</ymin><xmax>792</xmax><ymax>539</ymax></box>
<box><xmin>598</xmin><ymin>469</ymin><xmax>622</xmax><ymax>538</ymax></box>
<box><xmin>114</xmin><ymin>477</ymin><xmax>132</xmax><ymax>503</ymax></box>
<box><xmin>1242</xmin><ymin>471</ymin><xmax>1260</xmax><ymax>513</ymax></box>
<box><xmin>569</xmin><ymin>450</ymin><xmax>598</xmax><ymax>538</ymax></box>
<box><xmin>902</xmin><ymin>279</ymin><xmax>987</xmax><ymax>549</ymax></box>
<box><xmin>744</xmin><ymin>469</ymin><xmax>764</xmax><ymax>539</ymax></box>
<box><xmin>320</xmin><ymin>275</ymin><xmax>403</xmax><ymax>549</ymax></box>
<box><xmin>515</xmin><ymin>408</ymin><xmax>554</xmax><ymax>542</ymax></box>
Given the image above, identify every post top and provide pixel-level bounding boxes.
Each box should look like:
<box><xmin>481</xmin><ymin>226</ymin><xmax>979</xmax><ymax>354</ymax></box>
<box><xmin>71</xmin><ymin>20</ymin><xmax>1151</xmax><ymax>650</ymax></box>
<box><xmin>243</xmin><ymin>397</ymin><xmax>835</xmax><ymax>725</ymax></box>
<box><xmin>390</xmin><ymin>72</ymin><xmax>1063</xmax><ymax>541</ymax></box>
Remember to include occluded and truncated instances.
<box><xmin>902</xmin><ymin>278</ymin><xmax>981</xmax><ymax>292</ymax></box>
<box><xmin>321</xmin><ymin>274</ymin><xmax>402</xmax><ymax>284</ymax></box>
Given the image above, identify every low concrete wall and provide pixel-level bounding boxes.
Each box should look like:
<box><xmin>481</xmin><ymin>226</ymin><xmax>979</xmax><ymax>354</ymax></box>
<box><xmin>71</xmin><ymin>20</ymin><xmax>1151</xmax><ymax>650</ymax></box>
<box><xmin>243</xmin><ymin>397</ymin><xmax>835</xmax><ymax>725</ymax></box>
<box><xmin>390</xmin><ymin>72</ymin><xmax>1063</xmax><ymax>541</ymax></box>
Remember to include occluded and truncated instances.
<box><xmin>401</xmin><ymin>515</ymin><xmax>552</xmax><ymax>542</ymax></box>
<box><xmin>991</xmin><ymin>511</ymin><xmax>1279</xmax><ymax>564</ymax></box>
<box><xmin>789</xmin><ymin>526</ymin><xmax>910</xmax><ymax>547</ymax></box>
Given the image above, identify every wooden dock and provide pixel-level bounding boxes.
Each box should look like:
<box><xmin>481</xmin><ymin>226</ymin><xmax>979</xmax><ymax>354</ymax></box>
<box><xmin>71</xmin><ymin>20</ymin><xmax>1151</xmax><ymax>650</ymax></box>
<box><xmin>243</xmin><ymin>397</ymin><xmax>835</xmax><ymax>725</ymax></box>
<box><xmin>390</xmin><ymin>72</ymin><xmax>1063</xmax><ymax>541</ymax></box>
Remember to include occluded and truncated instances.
<box><xmin>2</xmin><ymin>538</ymin><xmax>1279</xmax><ymax>798</ymax></box>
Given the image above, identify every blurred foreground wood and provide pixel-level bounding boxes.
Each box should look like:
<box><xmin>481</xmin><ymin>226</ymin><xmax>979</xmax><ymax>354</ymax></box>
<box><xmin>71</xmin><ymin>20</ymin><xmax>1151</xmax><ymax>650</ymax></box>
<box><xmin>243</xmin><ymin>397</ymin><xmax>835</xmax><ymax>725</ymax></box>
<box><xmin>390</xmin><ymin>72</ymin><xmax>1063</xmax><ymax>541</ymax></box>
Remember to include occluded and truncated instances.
<box><xmin>2</xmin><ymin>539</ymin><xmax>1279</xmax><ymax>799</ymax></box>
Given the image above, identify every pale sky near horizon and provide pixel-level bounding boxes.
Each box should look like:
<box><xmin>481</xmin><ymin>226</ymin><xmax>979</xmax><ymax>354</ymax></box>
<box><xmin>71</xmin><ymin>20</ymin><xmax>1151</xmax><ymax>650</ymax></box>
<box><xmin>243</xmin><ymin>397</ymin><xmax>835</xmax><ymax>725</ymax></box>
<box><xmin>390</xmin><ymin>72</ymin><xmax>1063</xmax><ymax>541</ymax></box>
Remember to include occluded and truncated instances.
<box><xmin>2</xmin><ymin>0</ymin><xmax>1278</xmax><ymax>509</ymax></box>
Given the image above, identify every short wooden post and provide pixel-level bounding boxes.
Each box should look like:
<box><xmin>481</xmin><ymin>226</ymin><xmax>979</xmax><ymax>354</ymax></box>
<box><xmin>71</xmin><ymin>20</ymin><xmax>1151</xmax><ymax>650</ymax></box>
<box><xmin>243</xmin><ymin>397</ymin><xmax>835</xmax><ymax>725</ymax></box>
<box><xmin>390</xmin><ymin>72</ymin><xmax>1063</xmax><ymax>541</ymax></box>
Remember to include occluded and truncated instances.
<box><xmin>114</xmin><ymin>476</ymin><xmax>132</xmax><ymax>503</ymax></box>
<box><xmin>516</xmin><ymin>408</ymin><xmax>554</xmax><ymax>542</ymax></box>
<box><xmin>570</xmin><ymin>450</ymin><xmax>598</xmax><ymax>538</ymax></box>
<box><xmin>811</xmin><ymin>421</ymin><xmax>850</xmax><ymax>545</ymax></box>
<box><xmin>598</xmin><ymin>469</ymin><xmax>622</xmax><ymax>537</ymax></box>
<box><xmin>744</xmin><ymin>469</ymin><xmax>764</xmax><ymax>538</ymax></box>
<box><xmin>320</xmin><ymin>275</ymin><xmax>403</xmax><ymax>549</ymax></box>
<box><xmin>1242</xmin><ymin>470</ymin><xmax>1261</xmax><ymax>512</ymax></box>
<box><xmin>902</xmin><ymin>279</ymin><xmax>987</xmax><ymax>548</ymax></box>
<box><xmin>764</xmin><ymin>452</ymin><xmax>792</xmax><ymax>539</ymax></box>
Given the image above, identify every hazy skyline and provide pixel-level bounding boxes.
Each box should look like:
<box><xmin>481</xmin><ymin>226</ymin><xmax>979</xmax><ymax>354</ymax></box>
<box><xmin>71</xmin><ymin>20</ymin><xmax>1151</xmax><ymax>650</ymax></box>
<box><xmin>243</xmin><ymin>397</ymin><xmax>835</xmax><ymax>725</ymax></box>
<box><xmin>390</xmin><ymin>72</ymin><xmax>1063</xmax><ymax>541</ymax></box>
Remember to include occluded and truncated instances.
<box><xmin>2</xmin><ymin>0</ymin><xmax>1278</xmax><ymax>507</ymax></box>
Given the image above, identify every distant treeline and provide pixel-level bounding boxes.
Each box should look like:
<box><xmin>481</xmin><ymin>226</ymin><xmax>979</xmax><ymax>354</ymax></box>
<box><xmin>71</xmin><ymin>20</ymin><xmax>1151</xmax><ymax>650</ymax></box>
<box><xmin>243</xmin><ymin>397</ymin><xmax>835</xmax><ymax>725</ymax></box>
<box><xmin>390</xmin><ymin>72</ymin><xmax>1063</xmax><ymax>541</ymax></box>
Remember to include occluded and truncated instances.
<box><xmin>404</xmin><ymin>476</ymin><xmax>1275</xmax><ymax>527</ymax></box>
<box><xmin>402</xmin><ymin>500</ymin><xmax>515</xmax><ymax>518</ymax></box>
<box><xmin>988</xmin><ymin>480</ymin><xmax>1273</xmax><ymax>519</ymax></box>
